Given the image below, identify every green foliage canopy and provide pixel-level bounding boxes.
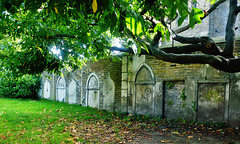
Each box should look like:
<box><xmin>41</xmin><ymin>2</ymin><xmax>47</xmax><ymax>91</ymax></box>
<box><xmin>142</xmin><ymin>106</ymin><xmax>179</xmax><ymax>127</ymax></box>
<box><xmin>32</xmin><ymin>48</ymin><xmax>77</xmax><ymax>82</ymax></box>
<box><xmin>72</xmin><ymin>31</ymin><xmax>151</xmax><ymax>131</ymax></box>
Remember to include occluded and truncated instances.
<box><xmin>0</xmin><ymin>0</ymin><xmax>213</xmax><ymax>74</ymax></box>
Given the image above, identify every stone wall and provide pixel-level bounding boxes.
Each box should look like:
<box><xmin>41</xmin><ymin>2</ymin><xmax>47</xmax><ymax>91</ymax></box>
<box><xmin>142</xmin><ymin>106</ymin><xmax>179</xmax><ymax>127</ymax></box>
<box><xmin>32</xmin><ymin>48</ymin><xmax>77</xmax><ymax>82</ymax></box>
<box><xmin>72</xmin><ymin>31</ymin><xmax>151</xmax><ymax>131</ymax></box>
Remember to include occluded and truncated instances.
<box><xmin>117</xmin><ymin>38</ymin><xmax>240</xmax><ymax>127</ymax></box>
<box><xmin>119</xmin><ymin>54</ymin><xmax>240</xmax><ymax>127</ymax></box>
<box><xmin>41</xmin><ymin>59</ymin><xmax>122</xmax><ymax>111</ymax></box>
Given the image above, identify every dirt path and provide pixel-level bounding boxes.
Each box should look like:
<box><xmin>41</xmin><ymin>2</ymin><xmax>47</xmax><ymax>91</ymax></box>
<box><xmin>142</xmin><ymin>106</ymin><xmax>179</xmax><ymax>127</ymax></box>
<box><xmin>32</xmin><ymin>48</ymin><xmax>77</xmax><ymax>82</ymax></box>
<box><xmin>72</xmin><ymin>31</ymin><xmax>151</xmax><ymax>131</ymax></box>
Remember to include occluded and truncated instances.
<box><xmin>131</xmin><ymin>121</ymin><xmax>240</xmax><ymax>144</ymax></box>
<box><xmin>65</xmin><ymin>112</ymin><xmax>240</xmax><ymax>143</ymax></box>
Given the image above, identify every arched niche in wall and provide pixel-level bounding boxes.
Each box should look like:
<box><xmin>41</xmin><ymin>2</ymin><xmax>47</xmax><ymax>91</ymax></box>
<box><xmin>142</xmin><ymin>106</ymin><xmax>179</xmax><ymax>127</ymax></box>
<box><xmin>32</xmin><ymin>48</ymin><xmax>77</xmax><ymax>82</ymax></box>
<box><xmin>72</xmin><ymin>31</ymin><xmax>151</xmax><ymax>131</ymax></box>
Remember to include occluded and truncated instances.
<box><xmin>69</xmin><ymin>80</ymin><xmax>77</xmax><ymax>104</ymax></box>
<box><xmin>43</xmin><ymin>80</ymin><xmax>50</xmax><ymax>99</ymax></box>
<box><xmin>86</xmin><ymin>73</ymin><xmax>100</xmax><ymax>108</ymax></box>
<box><xmin>103</xmin><ymin>73</ymin><xmax>115</xmax><ymax>111</ymax></box>
<box><xmin>135</xmin><ymin>64</ymin><xmax>155</xmax><ymax>115</ymax></box>
<box><xmin>56</xmin><ymin>77</ymin><xmax>66</xmax><ymax>102</ymax></box>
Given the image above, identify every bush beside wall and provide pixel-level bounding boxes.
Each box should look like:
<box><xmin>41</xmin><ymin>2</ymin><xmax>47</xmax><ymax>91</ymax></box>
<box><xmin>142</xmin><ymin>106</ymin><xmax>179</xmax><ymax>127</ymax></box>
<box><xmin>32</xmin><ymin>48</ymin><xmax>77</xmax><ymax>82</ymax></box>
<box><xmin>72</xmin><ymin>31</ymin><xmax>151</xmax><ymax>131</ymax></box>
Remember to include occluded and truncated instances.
<box><xmin>0</xmin><ymin>73</ymin><xmax>40</xmax><ymax>99</ymax></box>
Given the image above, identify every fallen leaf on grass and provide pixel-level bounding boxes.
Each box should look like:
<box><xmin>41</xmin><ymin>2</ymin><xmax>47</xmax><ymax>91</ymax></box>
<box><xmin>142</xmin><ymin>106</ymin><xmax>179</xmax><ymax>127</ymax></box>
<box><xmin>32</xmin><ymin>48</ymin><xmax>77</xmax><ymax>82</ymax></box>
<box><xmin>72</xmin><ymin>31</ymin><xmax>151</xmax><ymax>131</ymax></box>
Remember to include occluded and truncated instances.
<box><xmin>179</xmin><ymin>135</ymin><xmax>184</xmax><ymax>137</ymax></box>
<box><xmin>1</xmin><ymin>134</ymin><xmax>7</xmax><ymax>139</ymax></box>
<box><xmin>188</xmin><ymin>136</ymin><xmax>194</xmax><ymax>139</ymax></box>
<box><xmin>171</xmin><ymin>131</ymin><xmax>180</xmax><ymax>135</ymax></box>
<box><xmin>74</xmin><ymin>141</ymin><xmax>81</xmax><ymax>144</ymax></box>
<box><xmin>67</xmin><ymin>138</ymin><xmax>73</xmax><ymax>141</ymax></box>
<box><xmin>186</xmin><ymin>131</ymin><xmax>193</xmax><ymax>134</ymax></box>
<box><xmin>72</xmin><ymin>129</ymin><xmax>77</xmax><ymax>134</ymax></box>
<box><xmin>161</xmin><ymin>140</ymin><xmax>171</xmax><ymax>143</ymax></box>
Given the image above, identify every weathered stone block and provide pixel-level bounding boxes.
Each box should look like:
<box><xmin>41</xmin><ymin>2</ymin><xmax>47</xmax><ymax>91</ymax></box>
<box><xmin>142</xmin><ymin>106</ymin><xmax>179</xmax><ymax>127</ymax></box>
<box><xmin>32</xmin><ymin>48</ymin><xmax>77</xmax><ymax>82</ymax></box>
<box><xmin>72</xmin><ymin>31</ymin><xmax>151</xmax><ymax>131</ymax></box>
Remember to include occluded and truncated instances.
<box><xmin>122</xmin><ymin>73</ymin><xmax>128</xmax><ymax>81</ymax></box>
<box><xmin>197</xmin><ymin>83</ymin><xmax>226</xmax><ymax>122</ymax></box>
<box><xmin>164</xmin><ymin>81</ymin><xmax>187</xmax><ymax>119</ymax></box>
<box><xmin>122</xmin><ymin>64</ymin><xmax>127</xmax><ymax>73</ymax></box>
<box><xmin>122</xmin><ymin>81</ymin><xmax>128</xmax><ymax>90</ymax></box>
<box><xmin>121</xmin><ymin>90</ymin><xmax>127</xmax><ymax>97</ymax></box>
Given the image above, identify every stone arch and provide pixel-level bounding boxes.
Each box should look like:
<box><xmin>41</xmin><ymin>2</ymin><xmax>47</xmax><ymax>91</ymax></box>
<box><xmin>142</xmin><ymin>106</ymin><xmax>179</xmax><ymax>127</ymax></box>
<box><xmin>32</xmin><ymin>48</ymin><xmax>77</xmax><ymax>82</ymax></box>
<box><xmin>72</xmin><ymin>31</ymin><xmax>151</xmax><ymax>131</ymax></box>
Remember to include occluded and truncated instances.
<box><xmin>43</xmin><ymin>80</ymin><xmax>50</xmax><ymax>99</ymax></box>
<box><xmin>135</xmin><ymin>63</ymin><xmax>155</xmax><ymax>115</ymax></box>
<box><xmin>86</xmin><ymin>73</ymin><xmax>100</xmax><ymax>108</ymax></box>
<box><xmin>135</xmin><ymin>63</ymin><xmax>155</xmax><ymax>83</ymax></box>
<box><xmin>103</xmin><ymin>73</ymin><xmax>115</xmax><ymax>111</ymax></box>
<box><xmin>69</xmin><ymin>80</ymin><xmax>77</xmax><ymax>104</ymax></box>
<box><xmin>56</xmin><ymin>77</ymin><xmax>66</xmax><ymax>102</ymax></box>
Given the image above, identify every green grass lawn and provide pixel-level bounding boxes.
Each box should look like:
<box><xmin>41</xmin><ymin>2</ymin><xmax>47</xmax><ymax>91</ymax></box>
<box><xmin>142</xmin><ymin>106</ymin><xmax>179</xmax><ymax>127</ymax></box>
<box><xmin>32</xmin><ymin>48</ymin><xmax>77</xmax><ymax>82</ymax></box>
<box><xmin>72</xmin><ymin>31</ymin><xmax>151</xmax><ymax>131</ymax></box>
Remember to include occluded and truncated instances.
<box><xmin>1</xmin><ymin>98</ymin><xmax>239</xmax><ymax>144</ymax></box>
<box><xmin>1</xmin><ymin>98</ymin><xmax>166</xmax><ymax>144</ymax></box>
<box><xmin>0</xmin><ymin>98</ymin><xmax>143</xmax><ymax>143</ymax></box>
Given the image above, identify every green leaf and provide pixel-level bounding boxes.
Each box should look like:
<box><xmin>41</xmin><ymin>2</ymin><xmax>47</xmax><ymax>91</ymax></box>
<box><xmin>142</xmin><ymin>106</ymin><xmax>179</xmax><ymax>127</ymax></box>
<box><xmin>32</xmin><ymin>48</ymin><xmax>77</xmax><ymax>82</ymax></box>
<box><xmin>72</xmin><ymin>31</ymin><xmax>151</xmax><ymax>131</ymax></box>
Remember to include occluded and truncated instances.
<box><xmin>125</xmin><ymin>17</ymin><xmax>143</xmax><ymax>35</ymax></box>
<box><xmin>207</xmin><ymin>0</ymin><xmax>217</xmax><ymax>5</ymax></box>
<box><xmin>137</xmin><ymin>45</ymin><xmax>141</xmax><ymax>54</ymax></box>
<box><xmin>170</xmin><ymin>4</ymin><xmax>178</xmax><ymax>20</ymax></box>
<box><xmin>154</xmin><ymin>23</ymin><xmax>163</xmax><ymax>33</ymax></box>
<box><xmin>189</xmin><ymin>16</ymin><xmax>195</xmax><ymax>29</ymax></box>
<box><xmin>166</xmin><ymin>30</ymin><xmax>170</xmax><ymax>42</ymax></box>
<box><xmin>192</xmin><ymin>8</ymin><xmax>204</xmax><ymax>24</ymax></box>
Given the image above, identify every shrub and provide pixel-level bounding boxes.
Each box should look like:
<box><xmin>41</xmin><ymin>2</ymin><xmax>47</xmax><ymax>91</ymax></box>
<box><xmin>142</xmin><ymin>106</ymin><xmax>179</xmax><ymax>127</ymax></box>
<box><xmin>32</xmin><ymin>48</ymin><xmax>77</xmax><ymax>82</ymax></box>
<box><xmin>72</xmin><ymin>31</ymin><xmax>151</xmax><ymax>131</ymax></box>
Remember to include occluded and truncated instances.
<box><xmin>0</xmin><ymin>73</ymin><xmax>41</xmax><ymax>99</ymax></box>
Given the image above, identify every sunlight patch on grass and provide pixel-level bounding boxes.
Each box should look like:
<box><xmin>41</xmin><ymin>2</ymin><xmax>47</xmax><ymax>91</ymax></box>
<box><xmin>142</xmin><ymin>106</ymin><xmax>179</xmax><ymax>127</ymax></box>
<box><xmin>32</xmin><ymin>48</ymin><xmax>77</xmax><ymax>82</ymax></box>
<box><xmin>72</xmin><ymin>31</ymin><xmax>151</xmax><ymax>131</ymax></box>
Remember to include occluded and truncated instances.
<box><xmin>0</xmin><ymin>98</ymin><xmax>142</xmax><ymax>143</ymax></box>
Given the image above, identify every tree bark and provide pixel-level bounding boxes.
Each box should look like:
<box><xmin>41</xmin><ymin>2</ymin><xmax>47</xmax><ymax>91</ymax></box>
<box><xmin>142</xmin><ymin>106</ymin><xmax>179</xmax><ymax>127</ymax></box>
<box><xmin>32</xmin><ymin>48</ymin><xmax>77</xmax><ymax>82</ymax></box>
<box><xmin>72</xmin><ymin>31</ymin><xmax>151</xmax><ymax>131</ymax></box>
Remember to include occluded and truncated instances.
<box><xmin>223</xmin><ymin>0</ymin><xmax>238</xmax><ymax>58</ymax></box>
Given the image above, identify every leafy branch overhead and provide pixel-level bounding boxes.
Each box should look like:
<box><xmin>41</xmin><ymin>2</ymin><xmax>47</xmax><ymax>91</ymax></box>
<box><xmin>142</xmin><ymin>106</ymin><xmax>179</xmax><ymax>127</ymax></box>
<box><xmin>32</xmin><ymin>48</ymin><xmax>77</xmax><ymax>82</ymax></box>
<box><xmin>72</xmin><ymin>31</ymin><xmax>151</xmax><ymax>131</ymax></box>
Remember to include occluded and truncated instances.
<box><xmin>0</xmin><ymin>0</ymin><xmax>240</xmax><ymax>73</ymax></box>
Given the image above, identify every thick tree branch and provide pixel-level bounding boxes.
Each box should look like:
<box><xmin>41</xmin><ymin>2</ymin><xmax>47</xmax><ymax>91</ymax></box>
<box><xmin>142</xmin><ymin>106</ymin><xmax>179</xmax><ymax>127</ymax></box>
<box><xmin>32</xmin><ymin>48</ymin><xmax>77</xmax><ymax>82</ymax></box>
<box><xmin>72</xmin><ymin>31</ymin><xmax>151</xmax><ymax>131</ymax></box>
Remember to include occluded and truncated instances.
<box><xmin>236</xmin><ymin>6</ymin><xmax>240</xmax><ymax>14</ymax></box>
<box><xmin>172</xmin><ymin>34</ymin><xmax>223</xmax><ymax>55</ymax></box>
<box><xmin>173</xmin><ymin>34</ymin><xmax>204</xmax><ymax>44</ymax></box>
<box><xmin>148</xmin><ymin>45</ymin><xmax>240</xmax><ymax>73</ymax></box>
<box><xmin>150</xmin><ymin>31</ymin><xmax>162</xmax><ymax>47</ymax></box>
<box><xmin>159</xmin><ymin>44</ymin><xmax>204</xmax><ymax>54</ymax></box>
<box><xmin>151</xmin><ymin>45</ymin><xmax>224</xmax><ymax>64</ymax></box>
<box><xmin>223</xmin><ymin>0</ymin><xmax>238</xmax><ymax>58</ymax></box>
<box><xmin>175</xmin><ymin>0</ymin><xmax>227</xmax><ymax>34</ymax></box>
<box><xmin>107</xmin><ymin>46</ymin><xmax>151</xmax><ymax>55</ymax></box>
<box><xmin>109</xmin><ymin>46</ymin><xmax>134</xmax><ymax>53</ymax></box>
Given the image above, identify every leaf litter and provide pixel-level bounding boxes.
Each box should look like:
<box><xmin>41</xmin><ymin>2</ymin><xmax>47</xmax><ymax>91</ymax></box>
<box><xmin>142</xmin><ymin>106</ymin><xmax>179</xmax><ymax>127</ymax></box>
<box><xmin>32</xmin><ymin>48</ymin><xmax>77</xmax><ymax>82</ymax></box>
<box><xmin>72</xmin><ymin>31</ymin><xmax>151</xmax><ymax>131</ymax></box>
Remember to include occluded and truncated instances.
<box><xmin>62</xmin><ymin>113</ymin><xmax>240</xmax><ymax>144</ymax></box>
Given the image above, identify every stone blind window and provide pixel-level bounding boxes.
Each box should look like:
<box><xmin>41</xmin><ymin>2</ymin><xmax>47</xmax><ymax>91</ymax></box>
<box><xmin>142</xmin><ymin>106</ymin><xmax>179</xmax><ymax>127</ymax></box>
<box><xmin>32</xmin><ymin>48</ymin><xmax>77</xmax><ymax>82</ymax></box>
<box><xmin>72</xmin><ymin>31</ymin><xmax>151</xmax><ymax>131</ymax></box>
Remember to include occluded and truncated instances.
<box><xmin>69</xmin><ymin>80</ymin><xmax>77</xmax><ymax>104</ymax></box>
<box><xmin>86</xmin><ymin>74</ymin><xmax>100</xmax><ymax>108</ymax></box>
<box><xmin>135</xmin><ymin>65</ymin><xmax>155</xmax><ymax>115</ymax></box>
<box><xmin>43</xmin><ymin>80</ymin><xmax>50</xmax><ymax>99</ymax></box>
<box><xmin>56</xmin><ymin>77</ymin><xmax>66</xmax><ymax>102</ymax></box>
